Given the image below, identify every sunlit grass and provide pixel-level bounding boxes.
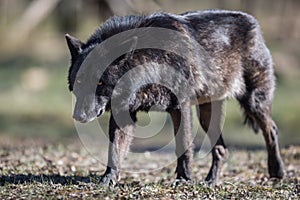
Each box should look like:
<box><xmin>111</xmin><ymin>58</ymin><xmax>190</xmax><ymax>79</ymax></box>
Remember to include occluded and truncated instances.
<box><xmin>0</xmin><ymin>143</ymin><xmax>299</xmax><ymax>199</ymax></box>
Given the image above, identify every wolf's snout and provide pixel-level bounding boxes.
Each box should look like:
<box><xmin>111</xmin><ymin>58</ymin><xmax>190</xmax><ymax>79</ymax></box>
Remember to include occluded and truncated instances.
<box><xmin>73</xmin><ymin>112</ymin><xmax>87</xmax><ymax>122</ymax></box>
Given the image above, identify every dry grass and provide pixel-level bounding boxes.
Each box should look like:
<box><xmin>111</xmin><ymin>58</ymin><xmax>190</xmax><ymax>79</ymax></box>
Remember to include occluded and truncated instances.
<box><xmin>0</xmin><ymin>138</ymin><xmax>299</xmax><ymax>199</ymax></box>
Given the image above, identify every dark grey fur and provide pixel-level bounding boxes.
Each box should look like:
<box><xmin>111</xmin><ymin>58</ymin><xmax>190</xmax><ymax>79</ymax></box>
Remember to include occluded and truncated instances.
<box><xmin>66</xmin><ymin>10</ymin><xmax>284</xmax><ymax>185</ymax></box>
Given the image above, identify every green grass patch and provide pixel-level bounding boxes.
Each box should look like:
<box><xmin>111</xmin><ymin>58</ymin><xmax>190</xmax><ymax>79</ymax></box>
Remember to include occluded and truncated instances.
<box><xmin>0</xmin><ymin>143</ymin><xmax>299</xmax><ymax>199</ymax></box>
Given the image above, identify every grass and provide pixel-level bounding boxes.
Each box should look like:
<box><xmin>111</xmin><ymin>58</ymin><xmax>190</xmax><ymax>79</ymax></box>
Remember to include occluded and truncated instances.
<box><xmin>0</xmin><ymin>139</ymin><xmax>299</xmax><ymax>199</ymax></box>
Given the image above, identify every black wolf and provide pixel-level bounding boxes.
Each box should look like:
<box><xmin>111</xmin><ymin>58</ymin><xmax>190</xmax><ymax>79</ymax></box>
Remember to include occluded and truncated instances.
<box><xmin>66</xmin><ymin>10</ymin><xmax>284</xmax><ymax>185</ymax></box>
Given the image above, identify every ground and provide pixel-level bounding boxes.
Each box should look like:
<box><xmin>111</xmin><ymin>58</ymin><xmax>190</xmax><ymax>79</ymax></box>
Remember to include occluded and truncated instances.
<box><xmin>0</xmin><ymin>137</ymin><xmax>299</xmax><ymax>199</ymax></box>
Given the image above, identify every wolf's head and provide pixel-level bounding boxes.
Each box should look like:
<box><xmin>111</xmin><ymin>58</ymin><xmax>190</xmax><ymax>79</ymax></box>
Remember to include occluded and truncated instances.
<box><xmin>66</xmin><ymin>34</ymin><xmax>113</xmax><ymax>123</ymax></box>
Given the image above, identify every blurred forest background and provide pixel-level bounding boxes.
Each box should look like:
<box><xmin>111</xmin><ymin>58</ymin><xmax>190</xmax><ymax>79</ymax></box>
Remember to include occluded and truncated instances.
<box><xmin>0</xmin><ymin>0</ymin><xmax>299</xmax><ymax>149</ymax></box>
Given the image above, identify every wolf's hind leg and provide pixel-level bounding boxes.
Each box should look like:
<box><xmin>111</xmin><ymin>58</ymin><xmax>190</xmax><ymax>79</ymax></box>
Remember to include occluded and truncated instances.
<box><xmin>239</xmin><ymin>94</ymin><xmax>284</xmax><ymax>179</ymax></box>
<box><xmin>197</xmin><ymin>100</ymin><xmax>228</xmax><ymax>186</ymax></box>
<box><xmin>260</xmin><ymin>116</ymin><xmax>284</xmax><ymax>178</ymax></box>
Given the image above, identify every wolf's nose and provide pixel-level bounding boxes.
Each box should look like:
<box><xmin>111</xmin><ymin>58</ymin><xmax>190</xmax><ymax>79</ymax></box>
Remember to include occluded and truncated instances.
<box><xmin>73</xmin><ymin>112</ymin><xmax>86</xmax><ymax>122</ymax></box>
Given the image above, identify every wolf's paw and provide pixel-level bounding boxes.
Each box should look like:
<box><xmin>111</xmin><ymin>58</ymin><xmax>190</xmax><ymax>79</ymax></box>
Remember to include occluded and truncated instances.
<box><xmin>268</xmin><ymin>158</ymin><xmax>284</xmax><ymax>179</ymax></box>
<box><xmin>205</xmin><ymin>170</ymin><xmax>219</xmax><ymax>187</ymax></box>
<box><xmin>205</xmin><ymin>176</ymin><xmax>218</xmax><ymax>187</ymax></box>
<box><xmin>99</xmin><ymin>173</ymin><xmax>118</xmax><ymax>186</ymax></box>
<box><xmin>172</xmin><ymin>177</ymin><xmax>193</xmax><ymax>187</ymax></box>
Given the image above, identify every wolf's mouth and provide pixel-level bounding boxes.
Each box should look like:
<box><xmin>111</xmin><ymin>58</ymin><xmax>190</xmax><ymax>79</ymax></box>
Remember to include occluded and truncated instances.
<box><xmin>96</xmin><ymin>107</ymin><xmax>105</xmax><ymax>117</ymax></box>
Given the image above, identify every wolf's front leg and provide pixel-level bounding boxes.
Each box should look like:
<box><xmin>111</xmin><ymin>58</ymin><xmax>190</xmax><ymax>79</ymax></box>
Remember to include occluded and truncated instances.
<box><xmin>100</xmin><ymin>112</ymin><xmax>136</xmax><ymax>186</ymax></box>
<box><xmin>169</xmin><ymin>101</ymin><xmax>193</xmax><ymax>181</ymax></box>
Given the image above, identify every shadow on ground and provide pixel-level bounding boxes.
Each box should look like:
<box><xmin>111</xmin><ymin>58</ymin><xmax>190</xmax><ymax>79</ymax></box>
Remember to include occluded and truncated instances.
<box><xmin>0</xmin><ymin>174</ymin><xmax>100</xmax><ymax>186</ymax></box>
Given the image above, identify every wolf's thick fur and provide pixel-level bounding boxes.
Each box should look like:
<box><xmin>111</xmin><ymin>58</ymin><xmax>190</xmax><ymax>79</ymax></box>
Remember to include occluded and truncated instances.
<box><xmin>66</xmin><ymin>10</ymin><xmax>284</xmax><ymax>185</ymax></box>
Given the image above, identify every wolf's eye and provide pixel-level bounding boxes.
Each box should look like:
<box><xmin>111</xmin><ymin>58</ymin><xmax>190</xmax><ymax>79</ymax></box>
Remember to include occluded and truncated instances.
<box><xmin>97</xmin><ymin>81</ymin><xmax>103</xmax><ymax>86</ymax></box>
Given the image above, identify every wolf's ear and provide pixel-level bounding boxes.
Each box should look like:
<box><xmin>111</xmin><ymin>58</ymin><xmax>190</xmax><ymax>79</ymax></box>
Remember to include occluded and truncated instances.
<box><xmin>65</xmin><ymin>34</ymin><xmax>84</xmax><ymax>58</ymax></box>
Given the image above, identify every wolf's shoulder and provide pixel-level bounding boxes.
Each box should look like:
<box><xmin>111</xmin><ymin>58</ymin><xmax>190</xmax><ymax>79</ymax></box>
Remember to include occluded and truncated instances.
<box><xmin>181</xmin><ymin>10</ymin><xmax>258</xmax><ymax>27</ymax></box>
